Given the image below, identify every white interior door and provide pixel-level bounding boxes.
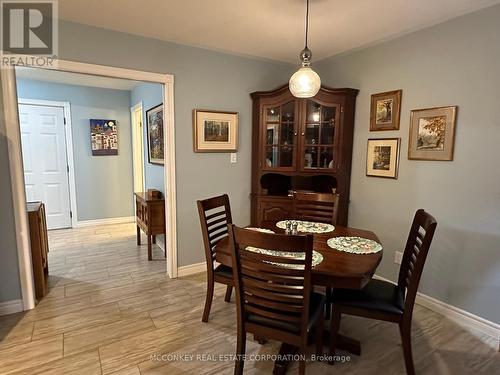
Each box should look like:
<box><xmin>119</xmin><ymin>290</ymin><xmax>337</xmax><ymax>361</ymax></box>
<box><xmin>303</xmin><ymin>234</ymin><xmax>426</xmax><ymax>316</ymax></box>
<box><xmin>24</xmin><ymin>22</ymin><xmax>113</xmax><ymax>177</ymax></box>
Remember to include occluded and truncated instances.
<box><xmin>19</xmin><ymin>104</ymin><xmax>72</xmax><ymax>230</ymax></box>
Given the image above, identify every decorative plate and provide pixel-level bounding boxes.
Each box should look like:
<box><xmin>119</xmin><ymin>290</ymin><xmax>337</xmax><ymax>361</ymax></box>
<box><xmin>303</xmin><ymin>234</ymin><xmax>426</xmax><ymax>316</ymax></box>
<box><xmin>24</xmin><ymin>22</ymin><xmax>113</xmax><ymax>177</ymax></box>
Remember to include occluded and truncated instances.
<box><xmin>327</xmin><ymin>236</ymin><xmax>383</xmax><ymax>254</ymax></box>
<box><xmin>246</xmin><ymin>227</ymin><xmax>275</xmax><ymax>234</ymax></box>
<box><xmin>245</xmin><ymin>246</ymin><xmax>324</xmax><ymax>269</ymax></box>
<box><xmin>276</xmin><ymin>220</ymin><xmax>335</xmax><ymax>233</ymax></box>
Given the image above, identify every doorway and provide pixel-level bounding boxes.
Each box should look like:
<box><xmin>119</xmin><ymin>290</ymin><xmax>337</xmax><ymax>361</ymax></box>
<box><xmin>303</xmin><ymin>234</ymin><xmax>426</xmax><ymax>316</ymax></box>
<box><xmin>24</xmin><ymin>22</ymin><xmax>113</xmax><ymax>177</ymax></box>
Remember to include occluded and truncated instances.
<box><xmin>18</xmin><ymin>99</ymin><xmax>77</xmax><ymax>229</ymax></box>
<box><xmin>131</xmin><ymin>102</ymin><xmax>145</xmax><ymax>193</ymax></box>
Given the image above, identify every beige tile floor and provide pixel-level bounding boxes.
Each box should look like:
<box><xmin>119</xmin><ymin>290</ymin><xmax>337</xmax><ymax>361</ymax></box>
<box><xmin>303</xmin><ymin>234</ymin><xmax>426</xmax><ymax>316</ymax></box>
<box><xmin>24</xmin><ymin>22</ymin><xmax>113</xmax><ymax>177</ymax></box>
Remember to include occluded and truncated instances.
<box><xmin>0</xmin><ymin>223</ymin><xmax>499</xmax><ymax>374</ymax></box>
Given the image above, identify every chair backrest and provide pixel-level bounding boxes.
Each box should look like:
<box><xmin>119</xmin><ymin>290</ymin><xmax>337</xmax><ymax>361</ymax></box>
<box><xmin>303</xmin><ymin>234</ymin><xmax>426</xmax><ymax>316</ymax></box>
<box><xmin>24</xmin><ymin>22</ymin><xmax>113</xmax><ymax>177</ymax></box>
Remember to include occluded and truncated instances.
<box><xmin>397</xmin><ymin>209</ymin><xmax>437</xmax><ymax>314</ymax></box>
<box><xmin>197</xmin><ymin>194</ymin><xmax>233</xmax><ymax>271</ymax></box>
<box><xmin>228</xmin><ymin>225</ymin><xmax>314</xmax><ymax>342</ymax></box>
<box><xmin>293</xmin><ymin>192</ymin><xmax>340</xmax><ymax>225</ymax></box>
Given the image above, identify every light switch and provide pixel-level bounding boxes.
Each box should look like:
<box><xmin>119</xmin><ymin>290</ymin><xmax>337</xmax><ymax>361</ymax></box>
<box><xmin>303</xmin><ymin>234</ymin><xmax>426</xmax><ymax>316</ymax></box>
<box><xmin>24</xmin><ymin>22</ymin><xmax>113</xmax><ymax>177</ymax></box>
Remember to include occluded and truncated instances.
<box><xmin>230</xmin><ymin>153</ymin><xmax>237</xmax><ymax>163</ymax></box>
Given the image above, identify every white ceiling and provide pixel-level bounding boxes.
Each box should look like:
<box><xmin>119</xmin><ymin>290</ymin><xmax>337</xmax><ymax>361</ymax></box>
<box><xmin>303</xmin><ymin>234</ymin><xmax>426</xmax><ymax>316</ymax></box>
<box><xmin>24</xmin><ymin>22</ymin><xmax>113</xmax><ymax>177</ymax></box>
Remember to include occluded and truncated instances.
<box><xmin>15</xmin><ymin>67</ymin><xmax>142</xmax><ymax>91</ymax></box>
<box><xmin>59</xmin><ymin>0</ymin><xmax>500</xmax><ymax>63</ymax></box>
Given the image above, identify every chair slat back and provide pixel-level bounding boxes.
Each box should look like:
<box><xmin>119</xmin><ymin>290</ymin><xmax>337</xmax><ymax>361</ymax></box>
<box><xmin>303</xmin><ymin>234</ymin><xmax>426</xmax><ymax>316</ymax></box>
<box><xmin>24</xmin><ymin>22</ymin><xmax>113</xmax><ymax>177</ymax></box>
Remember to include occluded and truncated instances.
<box><xmin>397</xmin><ymin>209</ymin><xmax>437</xmax><ymax>313</ymax></box>
<box><xmin>228</xmin><ymin>225</ymin><xmax>314</xmax><ymax>338</ymax></box>
<box><xmin>293</xmin><ymin>192</ymin><xmax>340</xmax><ymax>225</ymax></box>
<box><xmin>197</xmin><ymin>194</ymin><xmax>233</xmax><ymax>270</ymax></box>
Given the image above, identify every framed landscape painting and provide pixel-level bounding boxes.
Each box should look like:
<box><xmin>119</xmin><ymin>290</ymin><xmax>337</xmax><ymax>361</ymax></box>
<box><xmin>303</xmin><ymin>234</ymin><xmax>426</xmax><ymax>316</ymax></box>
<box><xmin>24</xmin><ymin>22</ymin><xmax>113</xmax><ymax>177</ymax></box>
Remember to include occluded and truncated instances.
<box><xmin>193</xmin><ymin>109</ymin><xmax>238</xmax><ymax>152</ymax></box>
<box><xmin>370</xmin><ymin>90</ymin><xmax>402</xmax><ymax>131</ymax></box>
<box><xmin>408</xmin><ymin>106</ymin><xmax>457</xmax><ymax>161</ymax></box>
<box><xmin>90</xmin><ymin>119</ymin><xmax>118</xmax><ymax>156</ymax></box>
<box><xmin>146</xmin><ymin>104</ymin><xmax>164</xmax><ymax>165</ymax></box>
<box><xmin>366</xmin><ymin>138</ymin><xmax>400</xmax><ymax>179</ymax></box>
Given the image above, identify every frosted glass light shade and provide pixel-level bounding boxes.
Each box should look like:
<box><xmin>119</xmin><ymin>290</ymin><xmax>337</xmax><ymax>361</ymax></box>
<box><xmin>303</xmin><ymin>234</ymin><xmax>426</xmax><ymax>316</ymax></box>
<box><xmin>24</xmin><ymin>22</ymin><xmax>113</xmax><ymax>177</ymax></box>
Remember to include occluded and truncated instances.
<box><xmin>289</xmin><ymin>66</ymin><xmax>321</xmax><ymax>98</ymax></box>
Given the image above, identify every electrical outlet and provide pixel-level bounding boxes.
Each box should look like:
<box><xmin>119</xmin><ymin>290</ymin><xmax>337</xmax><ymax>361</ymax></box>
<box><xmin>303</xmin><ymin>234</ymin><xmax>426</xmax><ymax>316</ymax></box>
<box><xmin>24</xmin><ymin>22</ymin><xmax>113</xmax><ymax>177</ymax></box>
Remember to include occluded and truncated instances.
<box><xmin>394</xmin><ymin>251</ymin><xmax>403</xmax><ymax>265</ymax></box>
<box><xmin>230</xmin><ymin>153</ymin><xmax>237</xmax><ymax>163</ymax></box>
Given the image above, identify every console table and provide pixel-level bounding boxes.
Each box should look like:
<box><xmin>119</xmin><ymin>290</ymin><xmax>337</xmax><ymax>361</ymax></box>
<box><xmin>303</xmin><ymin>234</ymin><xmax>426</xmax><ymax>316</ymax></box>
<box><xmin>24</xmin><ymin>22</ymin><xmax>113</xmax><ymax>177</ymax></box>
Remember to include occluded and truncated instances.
<box><xmin>135</xmin><ymin>192</ymin><xmax>166</xmax><ymax>260</ymax></box>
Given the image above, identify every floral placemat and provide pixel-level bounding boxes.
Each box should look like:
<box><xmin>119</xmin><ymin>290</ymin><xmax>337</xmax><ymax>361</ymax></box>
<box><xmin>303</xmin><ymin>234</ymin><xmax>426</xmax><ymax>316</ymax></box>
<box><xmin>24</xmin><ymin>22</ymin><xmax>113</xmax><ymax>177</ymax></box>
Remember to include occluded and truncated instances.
<box><xmin>245</xmin><ymin>246</ymin><xmax>324</xmax><ymax>269</ymax></box>
<box><xmin>246</xmin><ymin>227</ymin><xmax>275</xmax><ymax>234</ymax></box>
<box><xmin>327</xmin><ymin>236</ymin><xmax>383</xmax><ymax>254</ymax></box>
<box><xmin>276</xmin><ymin>220</ymin><xmax>335</xmax><ymax>233</ymax></box>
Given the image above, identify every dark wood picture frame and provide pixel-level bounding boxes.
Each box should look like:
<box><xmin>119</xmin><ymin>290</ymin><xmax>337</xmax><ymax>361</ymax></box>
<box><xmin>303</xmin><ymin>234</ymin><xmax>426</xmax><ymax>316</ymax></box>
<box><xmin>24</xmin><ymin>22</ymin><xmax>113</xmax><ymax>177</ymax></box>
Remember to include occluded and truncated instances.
<box><xmin>366</xmin><ymin>138</ymin><xmax>401</xmax><ymax>179</ymax></box>
<box><xmin>408</xmin><ymin>106</ymin><xmax>457</xmax><ymax>161</ymax></box>
<box><xmin>370</xmin><ymin>90</ymin><xmax>402</xmax><ymax>131</ymax></box>
<box><xmin>146</xmin><ymin>104</ymin><xmax>164</xmax><ymax>165</ymax></box>
<box><xmin>193</xmin><ymin>109</ymin><xmax>239</xmax><ymax>153</ymax></box>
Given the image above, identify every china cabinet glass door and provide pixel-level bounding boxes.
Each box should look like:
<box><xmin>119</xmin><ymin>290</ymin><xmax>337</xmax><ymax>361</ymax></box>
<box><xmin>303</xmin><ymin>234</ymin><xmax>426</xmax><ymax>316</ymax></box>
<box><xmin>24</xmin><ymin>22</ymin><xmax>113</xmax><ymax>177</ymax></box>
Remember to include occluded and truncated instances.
<box><xmin>263</xmin><ymin>101</ymin><xmax>296</xmax><ymax>170</ymax></box>
<box><xmin>300</xmin><ymin>99</ymin><xmax>339</xmax><ymax>171</ymax></box>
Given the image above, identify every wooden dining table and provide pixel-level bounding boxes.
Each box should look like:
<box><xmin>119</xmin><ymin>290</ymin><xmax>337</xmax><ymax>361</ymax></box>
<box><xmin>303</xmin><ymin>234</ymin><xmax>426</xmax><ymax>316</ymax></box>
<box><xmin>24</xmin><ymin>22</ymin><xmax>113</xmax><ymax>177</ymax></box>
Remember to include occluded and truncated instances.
<box><xmin>214</xmin><ymin>220</ymin><xmax>383</xmax><ymax>374</ymax></box>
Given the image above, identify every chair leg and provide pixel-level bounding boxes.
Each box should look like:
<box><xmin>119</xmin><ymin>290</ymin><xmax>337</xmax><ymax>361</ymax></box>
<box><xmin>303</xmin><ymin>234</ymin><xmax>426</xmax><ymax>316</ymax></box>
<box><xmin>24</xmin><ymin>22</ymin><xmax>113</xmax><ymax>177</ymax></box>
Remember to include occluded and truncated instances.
<box><xmin>224</xmin><ymin>285</ymin><xmax>233</xmax><ymax>302</ymax></box>
<box><xmin>298</xmin><ymin>358</ymin><xmax>306</xmax><ymax>375</ymax></box>
<box><xmin>202</xmin><ymin>277</ymin><xmax>215</xmax><ymax>323</ymax></box>
<box><xmin>399</xmin><ymin>321</ymin><xmax>415</xmax><ymax>375</ymax></box>
<box><xmin>234</xmin><ymin>328</ymin><xmax>246</xmax><ymax>375</ymax></box>
<box><xmin>329</xmin><ymin>308</ymin><xmax>341</xmax><ymax>365</ymax></box>
<box><xmin>325</xmin><ymin>286</ymin><xmax>332</xmax><ymax>320</ymax></box>
<box><xmin>316</xmin><ymin>306</ymin><xmax>324</xmax><ymax>356</ymax></box>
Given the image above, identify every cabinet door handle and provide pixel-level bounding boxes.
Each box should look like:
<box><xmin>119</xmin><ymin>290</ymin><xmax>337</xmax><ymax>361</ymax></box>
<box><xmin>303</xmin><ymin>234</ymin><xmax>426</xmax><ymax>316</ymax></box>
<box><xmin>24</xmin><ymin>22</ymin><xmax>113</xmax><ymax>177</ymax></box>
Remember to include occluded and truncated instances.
<box><xmin>301</xmin><ymin>132</ymin><xmax>305</xmax><ymax>136</ymax></box>
<box><xmin>294</xmin><ymin>132</ymin><xmax>298</xmax><ymax>136</ymax></box>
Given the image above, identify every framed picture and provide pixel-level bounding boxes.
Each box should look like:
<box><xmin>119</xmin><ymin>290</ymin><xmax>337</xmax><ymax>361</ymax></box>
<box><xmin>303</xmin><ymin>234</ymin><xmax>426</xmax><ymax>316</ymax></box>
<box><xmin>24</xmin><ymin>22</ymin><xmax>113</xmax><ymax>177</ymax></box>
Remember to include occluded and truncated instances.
<box><xmin>370</xmin><ymin>90</ymin><xmax>402</xmax><ymax>131</ymax></box>
<box><xmin>366</xmin><ymin>138</ymin><xmax>401</xmax><ymax>179</ymax></box>
<box><xmin>146</xmin><ymin>104</ymin><xmax>164</xmax><ymax>165</ymax></box>
<box><xmin>90</xmin><ymin>119</ymin><xmax>118</xmax><ymax>156</ymax></box>
<box><xmin>408</xmin><ymin>106</ymin><xmax>457</xmax><ymax>161</ymax></box>
<box><xmin>193</xmin><ymin>109</ymin><xmax>238</xmax><ymax>152</ymax></box>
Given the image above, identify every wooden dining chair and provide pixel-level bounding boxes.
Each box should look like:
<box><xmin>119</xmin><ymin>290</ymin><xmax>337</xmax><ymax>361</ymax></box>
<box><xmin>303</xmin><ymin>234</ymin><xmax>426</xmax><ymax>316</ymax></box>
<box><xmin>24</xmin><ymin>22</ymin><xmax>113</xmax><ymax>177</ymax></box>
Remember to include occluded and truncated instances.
<box><xmin>228</xmin><ymin>225</ymin><xmax>325</xmax><ymax>375</ymax></box>
<box><xmin>293</xmin><ymin>192</ymin><xmax>340</xmax><ymax>225</ymax></box>
<box><xmin>293</xmin><ymin>191</ymin><xmax>340</xmax><ymax>319</ymax></box>
<box><xmin>197</xmin><ymin>194</ymin><xmax>234</xmax><ymax>323</ymax></box>
<box><xmin>329</xmin><ymin>209</ymin><xmax>437</xmax><ymax>375</ymax></box>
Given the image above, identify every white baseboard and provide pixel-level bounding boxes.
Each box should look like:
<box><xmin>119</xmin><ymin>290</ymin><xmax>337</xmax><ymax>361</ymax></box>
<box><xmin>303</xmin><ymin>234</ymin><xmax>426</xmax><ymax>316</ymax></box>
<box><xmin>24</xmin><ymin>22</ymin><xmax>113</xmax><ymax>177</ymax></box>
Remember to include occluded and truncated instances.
<box><xmin>178</xmin><ymin>262</ymin><xmax>207</xmax><ymax>277</ymax></box>
<box><xmin>75</xmin><ymin>216</ymin><xmax>135</xmax><ymax>227</ymax></box>
<box><xmin>0</xmin><ymin>299</ymin><xmax>23</xmax><ymax>316</ymax></box>
<box><xmin>374</xmin><ymin>275</ymin><xmax>500</xmax><ymax>347</ymax></box>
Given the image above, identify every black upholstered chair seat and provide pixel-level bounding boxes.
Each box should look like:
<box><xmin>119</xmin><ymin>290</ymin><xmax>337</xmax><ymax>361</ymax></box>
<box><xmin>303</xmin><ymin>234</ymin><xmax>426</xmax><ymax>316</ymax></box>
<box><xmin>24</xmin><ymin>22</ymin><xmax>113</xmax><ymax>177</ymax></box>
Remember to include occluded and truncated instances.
<box><xmin>247</xmin><ymin>292</ymin><xmax>325</xmax><ymax>333</ymax></box>
<box><xmin>332</xmin><ymin>279</ymin><xmax>404</xmax><ymax>315</ymax></box>
<box><xmin>213</xmin><ymin>264</ymin><xmax>233</xmax><ymax>279</ymax></box>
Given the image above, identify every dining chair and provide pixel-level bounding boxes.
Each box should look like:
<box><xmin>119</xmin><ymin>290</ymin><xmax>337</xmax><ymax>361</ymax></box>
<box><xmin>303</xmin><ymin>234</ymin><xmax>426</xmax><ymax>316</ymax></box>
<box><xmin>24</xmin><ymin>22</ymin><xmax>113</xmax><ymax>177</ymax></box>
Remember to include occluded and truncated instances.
<box><xmin>197</xmin><ymin>194</ymin><xmax>234</xmax><ymax>323</ymax></box>
<box><xmin>329</xmin><ymin>209</ymin><xmax>437</xmax><ymax>375</ymax></box>
<box><xmin>293</xmin><ymin>191</ymin><xmax>340</xmax><ymax>319</ymax></box>
<box><xmin>293</xmin><ymin>192</ymin><xmax>340</xmax><ymax>225</ymax></box>
<box><xmin>228</xmin><ymin>225</ymin><xmax>325</xmax><ymax>375</ymax></box>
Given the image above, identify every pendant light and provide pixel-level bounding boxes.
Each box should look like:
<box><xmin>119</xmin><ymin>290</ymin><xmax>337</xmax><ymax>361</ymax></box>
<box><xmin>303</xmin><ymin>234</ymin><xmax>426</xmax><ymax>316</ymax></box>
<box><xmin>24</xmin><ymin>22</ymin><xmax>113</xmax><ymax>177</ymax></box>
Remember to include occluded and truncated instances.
<box><xmin>289</xmin><ymin>0</ymin><xmax>321</xmax><ymax>98</ymax></box>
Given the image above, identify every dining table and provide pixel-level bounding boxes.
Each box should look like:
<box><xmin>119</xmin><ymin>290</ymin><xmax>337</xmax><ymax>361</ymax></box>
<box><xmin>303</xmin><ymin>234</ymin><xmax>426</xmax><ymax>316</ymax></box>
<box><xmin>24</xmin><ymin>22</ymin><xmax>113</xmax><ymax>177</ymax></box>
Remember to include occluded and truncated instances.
<box><xmin>214</xmin><ymin>220</ymin><xmax>383</xmax><ymax>374</ymax></box>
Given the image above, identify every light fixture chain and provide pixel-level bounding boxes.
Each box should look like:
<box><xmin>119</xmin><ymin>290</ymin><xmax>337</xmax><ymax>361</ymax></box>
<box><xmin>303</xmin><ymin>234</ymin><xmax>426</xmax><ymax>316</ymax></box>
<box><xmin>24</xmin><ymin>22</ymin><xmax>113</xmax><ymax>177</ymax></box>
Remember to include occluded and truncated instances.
<box><xmin>305</xmin><ymin>0</ymin><xmax>309</xmax><ymax>48</ymax></box>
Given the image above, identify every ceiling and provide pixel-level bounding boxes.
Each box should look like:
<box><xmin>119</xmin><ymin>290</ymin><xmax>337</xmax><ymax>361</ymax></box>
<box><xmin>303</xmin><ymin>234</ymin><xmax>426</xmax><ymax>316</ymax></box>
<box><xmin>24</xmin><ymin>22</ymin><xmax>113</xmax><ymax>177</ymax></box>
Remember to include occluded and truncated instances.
<box><xmin>59</xmin><ymin>0</ymin><xmax>500</xmax><ymax>63</ymax></box>
<box><xmin>16</xmin><ymin>67</ymin><xmax>142</xmax><ymax>91</ymax></box>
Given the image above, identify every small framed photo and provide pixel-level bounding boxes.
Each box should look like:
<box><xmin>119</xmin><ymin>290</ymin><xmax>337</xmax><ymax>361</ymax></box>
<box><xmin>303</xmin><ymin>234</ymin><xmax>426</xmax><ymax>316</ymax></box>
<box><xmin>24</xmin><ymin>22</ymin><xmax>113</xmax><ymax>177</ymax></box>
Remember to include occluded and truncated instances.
<box><xmin>90</xmin><ymin>119</ymin><xmax>118</xmax><ymax>156</ymax></box>
<box><xmin>366</xmin><ymin>138</ymin><xmax>401</xmax><ymax>179</ymax></box>
<box><xmin>370</xmin><ymin>90</ymin><xmax>402</xmax><ymax>131</ymax></box>
<box><xmin>193</xmin><ymin>109</ymin><xmax>238</xmax><ymax>152</ymax></box>
<box><xmin>146</xmin><ymin>104</ymin><xmax>164</xmax><ymax>165</ymax></box>
<box><xmin>408</xmin><ymin>106</ymin><xmax>457</xmax><ymax>161</ymax></box>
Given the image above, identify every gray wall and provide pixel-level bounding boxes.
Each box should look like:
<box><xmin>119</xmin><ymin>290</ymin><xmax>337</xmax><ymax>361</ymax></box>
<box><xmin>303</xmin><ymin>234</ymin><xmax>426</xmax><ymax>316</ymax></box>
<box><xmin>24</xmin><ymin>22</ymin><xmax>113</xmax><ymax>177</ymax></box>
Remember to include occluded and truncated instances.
<box><xmin>16</xmin><ymin>78</ymin><xmax>134</xmax><ymax>221</ymax></box>
<box><xmin>0</xmin><ymin>83</ymin><xmax>23</xmax><ymax>302</ymax></box>
<box><xmin>316</xmin><ymin>5</ymin><xmax>500</xmax><ymax>324</ymax></box>
<box><xmin>130</xmin><ymin>82</ymin><xmax>164</xmax><ymax>192</ymax></box>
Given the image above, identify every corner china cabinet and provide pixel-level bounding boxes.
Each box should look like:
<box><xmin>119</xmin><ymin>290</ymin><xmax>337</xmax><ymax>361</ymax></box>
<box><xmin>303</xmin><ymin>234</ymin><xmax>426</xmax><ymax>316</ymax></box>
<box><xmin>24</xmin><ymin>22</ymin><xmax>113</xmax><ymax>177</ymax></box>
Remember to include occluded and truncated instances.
<box><xmin>250</xmin><ymin>84</ymin><xmax>358</xmax><ymax>226</ymax></box>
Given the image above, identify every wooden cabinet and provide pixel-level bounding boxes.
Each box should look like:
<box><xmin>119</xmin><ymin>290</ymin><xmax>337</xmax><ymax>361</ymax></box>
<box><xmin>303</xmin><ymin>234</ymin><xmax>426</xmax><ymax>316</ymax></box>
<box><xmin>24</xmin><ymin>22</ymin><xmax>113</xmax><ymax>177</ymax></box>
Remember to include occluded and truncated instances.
<box><xmin>251</xmin><ymin>85</ymin><xmax>358</xmax><ymax>226</ymax></box>
<box><xmin>27</xmin><ymin>202</ymin><xmax>49</xmax><ymax>300</ymax></box>
<box><xmin>135</xmin><ymin>192</ymin><xmax>166</xmax><ymax>261</ymax></box>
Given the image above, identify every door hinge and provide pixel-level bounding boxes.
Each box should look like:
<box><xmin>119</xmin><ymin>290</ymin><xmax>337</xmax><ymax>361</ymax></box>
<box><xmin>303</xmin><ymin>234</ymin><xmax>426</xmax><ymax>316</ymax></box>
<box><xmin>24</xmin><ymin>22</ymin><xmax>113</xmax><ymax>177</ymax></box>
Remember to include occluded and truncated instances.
<box><xmin>64</xmin><ymin>117</ymin><xmax>67</xmax><ymax>125</ymax></box>
<box><xmin>70</xmin><ymin>211</ymin><xmax>73</xmax><ymax>218</ymax></box>
<box><xmin>67</xmin><ymin>165</ymin><xmax>69</xmax><ymax>172</ymax></box>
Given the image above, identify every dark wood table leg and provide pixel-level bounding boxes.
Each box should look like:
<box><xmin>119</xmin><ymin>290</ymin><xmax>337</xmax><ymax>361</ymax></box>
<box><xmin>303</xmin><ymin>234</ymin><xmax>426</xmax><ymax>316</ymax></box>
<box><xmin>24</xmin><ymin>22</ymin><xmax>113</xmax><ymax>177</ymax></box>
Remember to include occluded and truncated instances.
<box><xmin>152</xmin><ymin>235</ymin><xmax>156</xmax><ymax>244</ymax></box>
<box><xmin>136</xmin><ymin>225</ymin><xmax>141</xmax><ymax>245</ymax></box>
<box><xmin>147</xmin><ymin>235</ymin><xmax>152</xmax><ymax>261</ymax></box>
<box><xmin>272</xmin><ymin>332</ymin><xmax>360</xmax><ymax>374</ymax></box>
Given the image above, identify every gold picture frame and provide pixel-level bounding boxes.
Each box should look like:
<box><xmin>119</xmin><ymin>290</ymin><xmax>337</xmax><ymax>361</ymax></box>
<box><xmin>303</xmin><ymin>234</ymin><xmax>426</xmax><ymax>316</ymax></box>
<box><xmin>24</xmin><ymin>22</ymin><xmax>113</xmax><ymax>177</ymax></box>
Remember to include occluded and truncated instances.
<box><xmin>193</xmin><ymin>109</ymin><xmax>239</xmax><ymax>152</ymax></box>
<box><xmin>408</xmin><ymin>106</ymin><xmax>457</xmax><ymax>161</ymax></box>
<box><xmin>370</xmin><ymin>90</ymin><xmax>402</xmax><ymax>131</ymax></box>
<box><xmin>366</xmin><ymin>138</ymin><xmax>401</xmax><ymax>179</ymax></box>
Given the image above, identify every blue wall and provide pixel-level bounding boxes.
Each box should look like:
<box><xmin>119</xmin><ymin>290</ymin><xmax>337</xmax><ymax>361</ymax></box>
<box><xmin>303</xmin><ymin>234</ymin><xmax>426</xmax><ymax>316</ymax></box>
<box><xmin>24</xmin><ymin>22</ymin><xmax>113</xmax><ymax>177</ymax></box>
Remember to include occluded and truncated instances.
<box><xmin>130</xmin><ymin>83</ymin><xmax>164</xmax><ymax>192</ymax></box>
<box><xmin>16</xmin><ymin>78</ymin><xmax>134</xmax><ymax>221</ymax></box>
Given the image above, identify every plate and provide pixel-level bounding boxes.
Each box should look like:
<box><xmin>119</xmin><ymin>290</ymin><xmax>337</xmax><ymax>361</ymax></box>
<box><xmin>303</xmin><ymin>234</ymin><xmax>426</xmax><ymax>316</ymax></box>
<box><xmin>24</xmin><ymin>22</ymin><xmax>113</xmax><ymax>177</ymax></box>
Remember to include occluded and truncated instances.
<box><xmin>246</xmin><ymin>227</ymin><xmax>275</xmax><ymax>234</ymax></box>
<box><xmin>327</xmin><ymin>236</ymin><xmax>383</xmax><ymax>254</ymax></box>
<box><xmin>245</xmin><ymin>246</ymin><xmax>324</xmax><ymax>269</ymax></box>
<box><xmin>276</xmin><ymin>220</ymin><xmax>335</xmax><ymax>233</ymax></box>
